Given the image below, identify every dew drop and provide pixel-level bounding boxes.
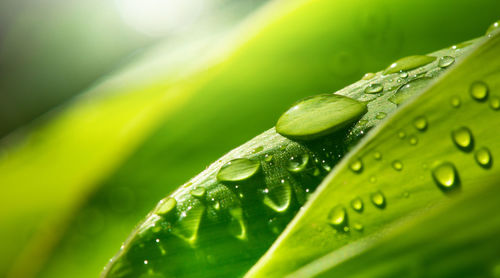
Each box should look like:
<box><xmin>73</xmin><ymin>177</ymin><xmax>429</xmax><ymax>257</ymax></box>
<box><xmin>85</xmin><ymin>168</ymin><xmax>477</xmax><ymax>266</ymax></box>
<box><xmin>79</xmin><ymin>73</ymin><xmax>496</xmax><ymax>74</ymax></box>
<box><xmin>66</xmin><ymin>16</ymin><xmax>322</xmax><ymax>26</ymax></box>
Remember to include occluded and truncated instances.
<box><xmin>470</xmin><ymin>81</ymin><xmax>489</xmax><ymax>101</ymax></box>
<box><xmin>383</xmin><ymin>55</ymin><xmax>436</xmax><ymax>74</ymax></box>
<box><xmin>217</xmin><ymin>158</ymin><xmax>260</xmax><ymax>182</ymax></box>
<box><xmin>276</xmin><ymin>94</ymin><xmax>367</xmax><ymax>140</ymax></box>
<box><xmin>252</xmin><ymin>146</ymin><xmax>264</xmax><ymax>154</ymax></box>
<box><xmin>450</xmin><ymin>96</ymin><xmax>461</xmax><ymax>108</ymax></box>
<box><xmin>389</xmin><ymin>77</ymin><xmax>432</xmax><ymax>105</ymax></box>
<box><xmin>190</xmin><ymin>187</ymin><xmax>206</xmax><ymax>198</ymax></box>
<box><xmin>392</xmin><ymin>160</ymin><xmax>403</xmax><ymax>171</ymax></box>
<box><xmin>398</xmin><ymin>130</ymin><xmax>406</xmax><ymax>139</ymax></box>
<box><xmin>362</xmin><ymin>72</ymin><xmax>375</xmax><ymax>80</ymax></box>
<box><xmin>399</xmin><ymin>71</ymin><xmax>408</xmax><ymax>78</ymax></box>
<box><xmin>264</xmin><ymin>154</ymin><xmax>273</xmax><ymax>162</ymax></box>
<box><xmin>350</xmin><ymin>197</ymin><xmax>364</xmax><ymax>212</ymax></box>
<box><xmin>286</xmin><ymin>153</ymin><xmax>309</xmax><ymax>173</ymax></box>
<box><xmin>438</xmin><ymin>56</ymin><xmax>455</xmax><ymax>68</ymax></box>
<box><xmin>364</xmin><ymin>83</ymin><xmax>383</xmax><ymax>94</ymax></box>
<box><xmin>370</xmin><ymin>191</ymin><xmax>386</xmax><ymax>209</ymax></box>
<box><xmin>156</xmin><ymin>197</ymin><xmax>176</xmax><ymax>216</ymax></box>
<box><xmin>475</xmin><ymin>147</ymin><xmax>492</xmax><ymax>169</ymax></box>
<box><xmin>369</xmin><ymin>176</ymin><xmax>377</xmax><ymax>183</ymax></box>
<box><xmin>228</xmin><ymin>207</ymin><xmax>247</xmax><ymax>240</ymax></box>
<box><xmin>451</xmin><ymin>126</ymin><xmax>474</xmax><ymax>152</ymax></box>
<box><xmin>376</xmin><ymin>112</ymin><xmax>387</xmax><ymax>119</ymax></box>
<box><xmin>328</xmin><ymin>205</ymin><xmax>348</xmax><ymax>229</ymax></box>
<box><xmin>353</xmin><ymin>222</ymin><xmax>364</xmax><ymax>232</ymax></box>
<box><xmin>432</xmin><ymin>162</ymin><xmax>460</xmax><ymax>192</ymax></box>
<box><xmin>373</xmin><ymin>151</ymin><xmax>382</xmax><ymax>160</ymax></box>
<box><xmin>409</xmin><ymin>135</ymin><xmax>418</xmax><ymax>145</ymax></box>
<box><xmin>486</xmin><ymin>20</ymin><xmax>500</xmax><ymax>34</ymax></box>
<box><xmin>262</xmin><ymin>181</ymin><xmax>292</xmax><ymax>213</ymax></box>
<box><xmin>349</xmin><ymin>159</ymin><xmax>363</xmax><ymax>173</ymax></box>
<box><xmin>413</xmin><ymin>116</ymin><xmax>428</xmax><ymax>131</ymax></box>
<box><xmin>490</xmin><ymin>96</ymin><xmax>500</xmax><ymax>110</ymax></box>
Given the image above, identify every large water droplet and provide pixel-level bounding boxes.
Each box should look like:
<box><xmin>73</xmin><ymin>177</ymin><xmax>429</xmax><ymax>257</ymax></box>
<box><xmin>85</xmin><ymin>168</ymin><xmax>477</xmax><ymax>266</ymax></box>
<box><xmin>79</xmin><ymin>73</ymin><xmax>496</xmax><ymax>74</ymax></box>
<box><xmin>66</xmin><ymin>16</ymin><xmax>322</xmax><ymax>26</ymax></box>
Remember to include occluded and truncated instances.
<box><xmin>328</xmin><ymin>205</ymin><xmax>348</xmax><ymax>229</ymax></box>
<box><xmin>389</xmin><ymin>77</ymin><xmax>431</xmax><ymax>105</ymax></box>
<box><xmin>490</xmin><ymin>96</ymin><xmax>500</xmax><ymax>110</ymax></box>
<box><xmin>383</xmin><ymin>55</ymin><xmax>436</xmax><ymax>74</ymax></box>
<box><xmin>262</xmin><ymin>180</ymin><xmax>292</xmax><ymax>213</ymax></box>
<box><xmin>413</xmin><ymin>116</ymin><xmax>428</xmax><ymax>131</ymax></box>
<box><xmin>350</xmin><ymin>197</ymin><xmax>364</xmax><ymax>212</ymax></box>
<box><xmin>392</xmin><ymin>160</ymin><xmax>403</xmax><ymax>171</ymax></box>
<box><xmin>276</xmin><ymin>94</ymin><xmax>367</xmax><ymax>140</ymax></box>
<box><xmin>217</xmin><ymin>158</ymin><xmax>260</xmax><ymax>182</ymax></box>
<box><xmin>432</xmin><ymin>162</ymin><xmax>460</xmax><ymax>193</ymax></box>
<box><xmin>475</xmin><ymin>147</ymin><xmax>492</xmax><ymax>169</ymax></box>
<box><xmin>286</xmin><ymin>153</ymin><xmax>309</xmax><ymax>173</ymax></box>
<box><xmin>364</xmin><ymin>83</ymin><xmax>383</xmax><ymax>94</ymax></box>
<box><xmin>172</xmin><ymin>204</ymin><xmax>206</xmax><ymax>244</ymax></box>
<box><xmin>156</xmin><ymin>197</ymin><xmax>177</xmax><ymax>216</ymax></box>
<box><xmin>190</xmin><ymin>187</ymin><xmax>206</xmax><ymax>198</ymax></box>
<box><xmin>349</xmin><ymin>159</ymin><xmax>363</xmax><ymax>173</ymax></box>
<box><xmin>438</xmin><ymin>56</ymin><xmax>455</xmax><ymax>68</ymax></box>
<box><xmin>370</xmin><ymin>191</ymin><xmax>386</xmax><ymax>209</ymax></box>
<box><xmin>450</xmin><ymin>96</ymin><xmax>461</xmax><ymax>108</ymax></box>
<box><xmin>486</xmin><ymin>20</ymin><xmax>500</xmax><ymax>34</ymax></box>
<box><xmin>470</xmin><ymin>81</ymin><xmax>489</xmax><ymax>101</ymax></box>
<box><xmin>451</xmin><ymin>127</ymin><xmax>474</xmax><ymax>152</ymax></box>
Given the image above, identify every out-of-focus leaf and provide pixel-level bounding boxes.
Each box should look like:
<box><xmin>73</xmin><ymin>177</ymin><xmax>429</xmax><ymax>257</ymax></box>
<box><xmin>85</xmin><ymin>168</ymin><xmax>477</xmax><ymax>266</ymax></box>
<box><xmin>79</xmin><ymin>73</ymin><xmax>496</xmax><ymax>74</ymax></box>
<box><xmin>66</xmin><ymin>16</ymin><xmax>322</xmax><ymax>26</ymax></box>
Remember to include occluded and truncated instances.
<box><xmin>247</xmin><ymin>27</ymin><xmax>500</xmax><ymax>278</ymax></box>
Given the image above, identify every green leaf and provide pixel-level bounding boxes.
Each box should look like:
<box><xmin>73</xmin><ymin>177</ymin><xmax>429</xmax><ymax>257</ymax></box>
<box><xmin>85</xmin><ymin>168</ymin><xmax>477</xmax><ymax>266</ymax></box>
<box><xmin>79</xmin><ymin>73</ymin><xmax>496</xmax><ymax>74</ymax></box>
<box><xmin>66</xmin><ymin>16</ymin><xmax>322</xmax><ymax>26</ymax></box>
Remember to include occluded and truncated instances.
<box><xmin>246</xmin><ymin>28</ymin><xmax>500</xmax><ymax>277</ymax></box>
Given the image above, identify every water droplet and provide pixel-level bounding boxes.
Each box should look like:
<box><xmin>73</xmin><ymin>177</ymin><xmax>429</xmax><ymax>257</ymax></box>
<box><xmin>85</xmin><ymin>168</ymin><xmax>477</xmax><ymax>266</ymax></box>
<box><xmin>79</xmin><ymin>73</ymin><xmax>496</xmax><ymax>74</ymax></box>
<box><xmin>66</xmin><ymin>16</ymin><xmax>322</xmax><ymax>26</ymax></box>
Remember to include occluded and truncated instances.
<box><xmin>264</xmin><ymin>154</ymin><xmax>273</xmax><ymax>162</ymax></box>
<box><xmin>451</xmin><ymin>41</ymin><xmax>472</xmax><ymax>50</ymax></box>
<box><xmin>450</xmin><ymin>96</ymin><xmax>461</xmax><ymax>108</ymax></box>
<box><xmin>451</xmin><ymin>127</ymin><xmax>474</xmax><ymax>152</ymax></box>
<box><xmin>474</xmin><ymin>147</ymin><xmax>492</xmax><ymax>169</ymax></box>
<box><xmin>228</xmin><ymin>207</ymin><xmax>247</xmax><ymax>240</ymax></box>
<box><xmin>398</xmin><ymin>130</ymin><xmax>406</xmax><ymax>139</ymax></box>
<box><xmin>409</xmin><ymin>135</ymin><xmax>418</xmax><ymax>145</ymax></box>
<box><xmin>432</xmin><ymin>162</ymin><xmax>460</xmax><ymax>192</ymax></box>
<box><xmin>389</xmin><ymin>77</ymin><xmax>432</xmax><ymax>105</ymax></box>
<box><xmin>370</xmin><ymin>191</ymin><xmax>386</xmax><ymax>209</ymax></box>
<box><xmin>144</xmin><ymin>260</ymin><xmax>148</xmax><ymax>265</ymax></box>
<box><xmin>276</xmin><ymin>94</ymin><xmax>367</xmax><ymax>140</ymax></box>
<box><xmin>413</xmin><ymin>116</ymin><xmax>428</xmax><ymax>131</ymax></box>
<box><xmin>486</xmin><ymin>20</ymin><xmax>500</xmax><ymax>34</ymax></box>
<box><xmin>399</xmin><ymin>71</ymin><xmax>408</xmax><ymax>78</ymax></box>
<box><xmin>364</xmin><ymin>83</ymin><xmax>383</xmax><ymax>94</ymax></box>
<box><xmin>362</xmin><ymin>72</ymin><xmax>375</xmax><ymax>80</ymax></box>
<box><xmin>470</xmin><ymin>81</ymin><xmax>489</xmax><ymax>101</ymax></box>
<box><xmin>251</xmin><ymin>146</ymin><xmax>264</xmax><ymax>154</ymax></box>
<box><xmin>190</xmin><ymin>187</ymin><xmax>206</xmax><ymax>198</ymax></box>
<box><xmin>373</xmin><ymin>151</ymin><xmax>382</xmax><ymax>160</ymax></box>
<box><xmin>156</xmin><ymin>197</ymin><xmax>176</xmax><ymax>216</ymax></box>
<box><xmin>262</xmin><ymin>181</ymin><xmax>292</xmax><ymax>213</ymax></box>
<box><xmin>392</xmin><ymin>160</ymin><xmax>403</xmax><ymax>171</ymax></box>
<box><xmin>352</xmin><ymin>222</ymin><xmax>364</xmax><ymax>232</ymax></box>
<box><xmin>438</xmin><ymin>56</ymin><xmax>455</xmax><ymax>68</ymax></box>
<box><xmin>349</xmin><ymin>159</ymin><xmax>363</xmax><ymax>173</ymax></box>
<box><xmin>490</xmin><ymin>96</ymin><xmax>500</xmax><ymax>110</ymax></box>
<box><xmin>383</xmin><ymin>55</ymin><xmax>436</xmax><ymax>74</ymax></box>
<box><xmin>328</xmin><ymin>205</ymin><xmax>348</xmax><ymax>229</ymax></box>
<box><xmin>369</xmin><ymin>176</ymin><xmax>377</xmax><ymax>183</ymax></box>
<box><xmin>172</xmin><ymin>204</ymin><xmax>206</xmax><ymax>244</ymax></box>
<box><xmin>375</xmin><ymin>112</ymin><xmax>387</xmax><ymax>119</ymax></box>
<box><xmin>286</xmin><ymin>153</ymin><xmax>309</xmax><ymax>173</ymax></box>
<box><xmin>217</xmin><ymin>158</ymin><xmax>260</xmax><ymax>182</ymax></box>
<box><xmin>350</xmin><ymin>197</ymin><xmax>364</xmax><ymax>212</ymax></box>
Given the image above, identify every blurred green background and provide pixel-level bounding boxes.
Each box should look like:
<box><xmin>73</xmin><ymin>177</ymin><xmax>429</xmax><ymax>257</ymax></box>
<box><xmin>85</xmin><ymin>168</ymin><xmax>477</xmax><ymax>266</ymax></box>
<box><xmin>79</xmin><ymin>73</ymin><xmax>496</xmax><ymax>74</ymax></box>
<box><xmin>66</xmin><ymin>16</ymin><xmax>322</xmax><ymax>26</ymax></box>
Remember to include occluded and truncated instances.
<box><xmin>0</xmin><ymin>0</ymin><xmax>498</xmax><ymax>277</ymax></box>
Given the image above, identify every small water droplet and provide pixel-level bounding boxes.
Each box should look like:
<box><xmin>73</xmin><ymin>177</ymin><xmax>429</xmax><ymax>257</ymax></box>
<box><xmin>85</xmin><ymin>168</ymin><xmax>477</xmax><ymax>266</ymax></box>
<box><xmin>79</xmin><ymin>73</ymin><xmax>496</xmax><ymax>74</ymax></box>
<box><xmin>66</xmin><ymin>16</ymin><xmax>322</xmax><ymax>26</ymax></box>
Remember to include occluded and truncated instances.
<box><xmin>486</xmin><ymin>20</ymin><xmax>500</xmax><ymax>34</ymax></box>
<box><xmin>450</xmin><ymin>96</ymin><xmax>461</xmax><ymax>108</ymax></box>
<box><xmin>276</xmin><ymin>94</ymin><xmax>367</xmax><ymax>140</ymax></box>
<box><xmin>413</xmin><ymin>116</ymin><xmax>428</xmax><ymax>131</ymax></box>
<box><xmin>190</xmin><ymin>187</ymin><xmax>206</xmax><ymax>198</ymax></box>
<box><xmin>264</xmin><ymin>154</ymin><xmax>273</xmax><ymax>162</ymax></box>
<box><xmin>474</xmin><ymin>147</ymin><xmax>492</xmax><ymax>169</ymax></box>
<box><xmin>228</xmin><ymin>207</ymin><xmax>247</xmax><ymax>240</ymax></box>
<box><xmin>384</xmin><ymin>55</ymin><xmax>436</xmax><ymax>74</ymax></box>
<box><xmin>217</xmin><ymin>158</ymin><xmax>260</xmax><ymax>182</ymax></box>
<box><xmin>409</xmin><ymin>135</ymin><xmax>418</xmax><ymax>145</ymax></box>
<box><xmin>370</xmin><ymin>191</ymin><xmax>386</xmax><ymax>209</ymax></box>
<box><xmin>144</xmin><ymin>260</ymin><xmax>149</xmax><ymax>265</ymax></box>
<box><xmin>252</xmin><ymin>146</ymin><xmax>264</xmax><ymax>154</ymax></box>
<box><xmin>392</xmin><ymin>160</ymin><xmax>403</xmax><ymax>171</ymax></box>
<box><xmin>156</xmin><ymin>197</ymin><xmax>176</xmax><ymax>216</ymax></box>
<box><xmin>470</xmin><ymin>81</ymin><xmax>489</xmax><ymax>101</ymax></box>
<box><xmin>399</xmin><ymin>71</ymin><xmax>408</xmax><ymax>78</ymax></box>
<box><xmin>490</xmin><ymin>96</ymin><xmax>500</xmax><ymax>110</ymax></box>
<box><xmin>350</xmin><ymin>197</ymin><xmax>364</xmax><ymax>212</ymax></box>
<box><xmin>364</xmin><ymin>83</ymin><xmax>383</xmax><ymax>94</ymax></box>
<box><xmin>432</xmin><ymin>162</ymin><xmax>460</xmax><ymax>192</ymax></box>
<box><xmin>373</xmin><ymin>151</ymin><xmax>382</xmax><ymax>160</ymax></box>
<box><xmin>376</xmin><ymin>112</ymin><xmax>387</xmax><ymax>119</ymax></box>
<box><xmin>398</xmin><ymin>130</ymin><xmax>406</xmax><ymax>139</ymax></box>
<box><xmin>328</xmin><ymin>205</ymin><xmax>348</xmax><ymax>229</ymax></box>
<box><xmin>287</xmin><ymin>153</ymin><xmax>309</xmax><ymax>173</ymax></box>
<box><xmin>451</xmin><ymin>127</ymin><xmax>474</xmax><ymax>152</ymax></box>
<box><xmin>369</xmin><ymin>176</ymin><xmax>377</xmax><ymax>183</ymax></box>
<box><xmin>349</xmin><ymin>159</ymin><xmax>363</xmax><ymax>173</ymax></box>
<box><xmin>389</xmin><ymin>77</ymin><xmax>432</xmax><ymax>105</ymax></box>
<box><xmin>438</xmin><ymin>56</ymin><xmax>455</xmax><ymax>68</ymax></box>
<box><xmin>352</xmin><ymin>222</ymin><xmax>364</xmax><ymax>232</ymax></box>
<box><xmin>362</xmin><ymin>72</ymin><xmax>375</xmax><ymax>80</ymax></box>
